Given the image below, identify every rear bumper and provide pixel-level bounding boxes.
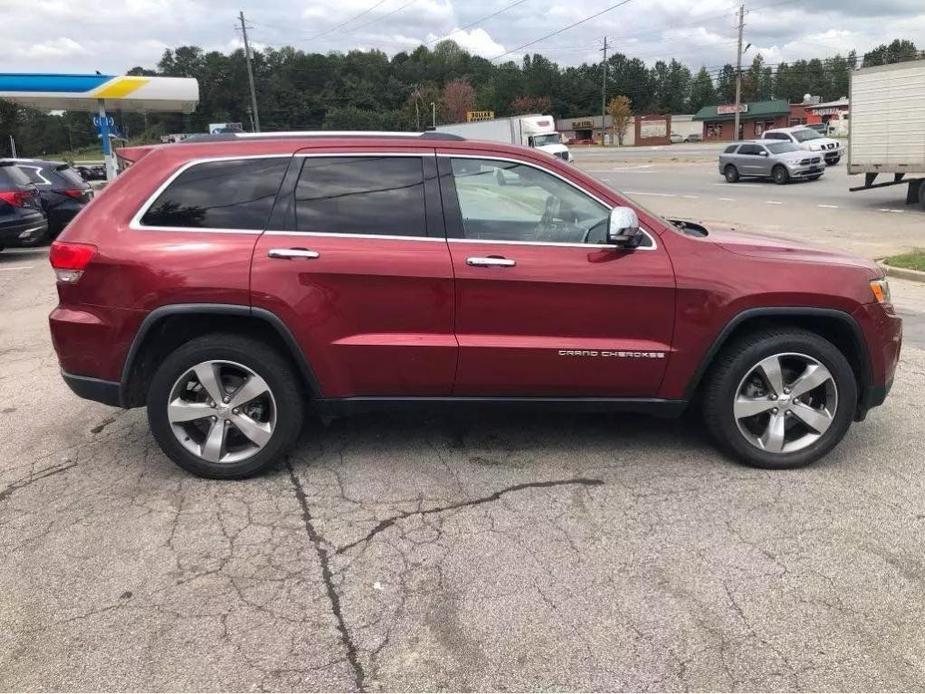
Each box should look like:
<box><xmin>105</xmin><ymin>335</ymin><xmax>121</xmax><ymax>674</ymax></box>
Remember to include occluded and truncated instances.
<box><xmin>0</xmin><ymin>215</ymin><xmax>47</xmax><ymax>244</ymax></box>
<box><xmin>61</xmin><ymin>371</ymin><xmax>122</xmax><ymax>407</ymax></box>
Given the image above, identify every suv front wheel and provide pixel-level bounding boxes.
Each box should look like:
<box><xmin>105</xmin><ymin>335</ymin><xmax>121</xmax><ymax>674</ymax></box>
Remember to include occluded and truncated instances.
<box><xmin>702</xmin><ymin>328</ymin><xmax>857</xmax><ymax>469</ymax></box>
<box><xmin>147</xmin><ymin>334</ymin><xmax>304</xmax><ymax>479</ymax></box>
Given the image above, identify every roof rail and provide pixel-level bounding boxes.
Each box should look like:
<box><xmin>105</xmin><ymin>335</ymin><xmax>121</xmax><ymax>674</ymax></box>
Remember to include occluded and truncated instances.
<box><xmin>179</xmin><ymin>130</ymin><xmax>465</xmax><ymax>143</ymax></box>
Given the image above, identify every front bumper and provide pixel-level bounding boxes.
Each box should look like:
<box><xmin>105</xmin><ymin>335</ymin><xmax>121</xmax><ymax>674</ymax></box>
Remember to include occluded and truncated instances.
<box><xmin>787</xmin><ymin>164</ymin><xmax>825</xmax><ymax>178</ymax></box>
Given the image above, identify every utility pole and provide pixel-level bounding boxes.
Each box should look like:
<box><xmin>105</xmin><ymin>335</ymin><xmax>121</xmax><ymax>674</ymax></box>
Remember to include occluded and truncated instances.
<box><xmin>239</xmin><ymin>11</ymin><xmax>261</xmax><ymax>132</ymax></box>
<box><xmin>600</xmin><ymin>36</ymin><xmax>608</xmax><ymax>146</ymax></box>
<box><xmin>733</xmin><ymin>4</ymin><xmax>745</xmax><ymax>141</ymax></box>
<box><xmin>9</xmin><ymin>135</ymin><xmax>16</xmax><ymax>158</ymax></box>
<box><xmin>430</xmin><ymin>102</ymin><xmax>436</xmax><ymax>129</ymax></box>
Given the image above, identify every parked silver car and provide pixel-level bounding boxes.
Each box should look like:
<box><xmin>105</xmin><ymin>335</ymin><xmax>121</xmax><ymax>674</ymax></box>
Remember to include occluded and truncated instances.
<box><xmin>719</xmin><ymin>141</ymin><xmax>825</xmax><ymax>184</ymax></box>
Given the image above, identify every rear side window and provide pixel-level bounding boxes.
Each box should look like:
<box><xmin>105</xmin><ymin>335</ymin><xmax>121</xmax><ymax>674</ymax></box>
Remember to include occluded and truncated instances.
<box><xmin>739</xmin><ymin>144</ymin><xmax>764</xmax><ymax>155</ymax></box>
<box><xmin>724</xmin><ymin>145</ymin><xmax>738</xmax><ymax>154</ymax></box>
<box><xmin>140</xmin><ymin>157</ymin><xmax>288</xmax><ymax>229</ymax></box>
<box><xmin>0</xmin><ymin>165</ymin><xmax>31</xmax><ymax>188</ymax></box>
<box><xmin>293</xmin><ymin>156</ymin><xmax>426</xmax><ymax>236</ymax></box>
<box><xmin>55</xmin><ymin>166</ymin><xmax>86</xmax><ymax>188</ymax></box>
<box><xmin>18</xmin><ymin>166</ymin><xmax>49</xmax><ymax>185</ymax></box>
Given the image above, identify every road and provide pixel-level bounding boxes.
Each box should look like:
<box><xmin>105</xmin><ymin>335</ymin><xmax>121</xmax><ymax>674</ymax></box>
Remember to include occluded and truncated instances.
<box><xmin>574</xmin><ymin>144</ymin><xmax>924</xmax><ymax>259</ymax></box>
<box><xmin>2</xmin><ymin>181</ymin><xmax>925</xmax><ymax>690</ymax></box>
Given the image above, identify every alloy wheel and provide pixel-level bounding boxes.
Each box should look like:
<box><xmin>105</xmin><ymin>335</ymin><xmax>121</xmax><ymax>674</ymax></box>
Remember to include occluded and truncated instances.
<box><xmin>733</xmin><ymin>352</ymin><xmax>838</xmax><ymax>454</ymax></box>
<box><xmin>167</xmin><ymin>360</ymin><xmax>277</xmax><ymax>464</ymax></box>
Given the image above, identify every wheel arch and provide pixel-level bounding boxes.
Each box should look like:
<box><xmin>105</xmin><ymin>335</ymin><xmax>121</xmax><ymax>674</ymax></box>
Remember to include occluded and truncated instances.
<box><xmin>120</xmin><ymin>303</ymin><xmax>321</xmax><ymax>407</ymax></box>
<box><xmin>686</xmin><ymin>307</ymin><xmax>872</xmax><ymax>410</ymax></box>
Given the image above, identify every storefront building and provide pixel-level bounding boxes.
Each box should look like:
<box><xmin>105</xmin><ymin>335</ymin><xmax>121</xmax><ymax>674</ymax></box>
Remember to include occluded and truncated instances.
<box><xmin>692</xmin><ymin>100</ymin><xmax>791</xmax><ymax>141</ymax></box>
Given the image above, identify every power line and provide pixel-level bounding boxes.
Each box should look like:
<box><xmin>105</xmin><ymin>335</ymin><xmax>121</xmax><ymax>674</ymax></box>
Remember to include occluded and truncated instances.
<box><xmin>305</xmin><ymin>0</ymin><xmax>392</xmax><ymax>40</ymax></box>
<box><xmin>427</xmin><ymin>0</ymin><xmax>532</xmax><ymax>46</ymax></box>
<box><xmin>490</xmin><ymin>0</ymin><xmax>635</xmax><ymax>62</ymax></box>
<box><xmin>346</xmin><ymin>0</ymin><xmax>420</xmax><ymax>36</ymax></box>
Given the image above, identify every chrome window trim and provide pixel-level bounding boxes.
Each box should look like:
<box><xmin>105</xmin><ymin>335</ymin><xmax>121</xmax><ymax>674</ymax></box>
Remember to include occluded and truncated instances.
<box><xmin>129</xmin><ymin>151</ymin><xmax>657</xmax><ymax>251</ymax></box>
<box><xmin>438</xmin><ymin>153</ymin><xmax>657</xmax><ymax>251</ymax></box>
<box><xmin>264</xmin><ymin>230</ymin><xmax>442</xmax><ymax>242</ymax></box>
<box><xmin>128</xmin><ymin>154</ymin><xmax>292</xmax><ymax>233</ymax></box>
<box><xmin>129</xmin><ymin>152</ymin><xmax>429</xmax><ymax>234</ymax></box>
<box><xmin>19</xmin><ymin>165</ymin><xmax>52</xmax><ymax>186</ymax></box>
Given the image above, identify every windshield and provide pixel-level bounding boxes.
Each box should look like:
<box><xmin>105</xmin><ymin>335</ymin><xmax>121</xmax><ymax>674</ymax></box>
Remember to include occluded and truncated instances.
<box><xmin>531</xmin><ymin>134</ymin><xmax>561</xmax><ymax>147</ymax></box>
<box><xmin>792</xmin><ymin>129</ymin><xmax>823</xmax><ymax>142</ymax></box>
<box><xmin>766</xmin><ymin>142</ymin><xmax>800</xmax><ymax>154</ymax></box>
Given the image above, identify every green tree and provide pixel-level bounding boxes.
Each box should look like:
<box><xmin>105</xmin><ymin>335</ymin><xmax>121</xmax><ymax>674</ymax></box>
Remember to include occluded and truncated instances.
<box><xmin>689</xmin><ymin>67</ymin><xmax>717</xmax><ymax>111</ymax></box>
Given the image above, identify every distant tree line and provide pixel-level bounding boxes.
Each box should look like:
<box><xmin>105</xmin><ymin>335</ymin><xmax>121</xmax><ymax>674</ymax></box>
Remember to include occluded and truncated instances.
<box><xmin>0</xmin><ymin>37</ymin><xmax>920</xmax><ymax>157</ymax></box>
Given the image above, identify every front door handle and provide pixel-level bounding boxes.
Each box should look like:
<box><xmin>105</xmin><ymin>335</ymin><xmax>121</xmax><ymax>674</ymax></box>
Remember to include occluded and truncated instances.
<box><xmin>268</xmin><ymin>248</ymin><xmax>320</xmax><ymax>260</ymax></box>
<box><xmin>466</xmin><ymin>256</ymin><xmax>516</xmax><ymax>267</ymax></box>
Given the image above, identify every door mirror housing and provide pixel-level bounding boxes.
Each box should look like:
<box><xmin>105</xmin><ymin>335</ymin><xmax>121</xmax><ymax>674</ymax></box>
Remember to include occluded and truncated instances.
<box><xmin>607</xmin><ymin>207</ymin><xmax>643</xmax><ymax>248</ymax></box>
<box><xmin>759</xmin><ymin>150</ymin><xmax>769</xmax><ymax>157</ymax></box>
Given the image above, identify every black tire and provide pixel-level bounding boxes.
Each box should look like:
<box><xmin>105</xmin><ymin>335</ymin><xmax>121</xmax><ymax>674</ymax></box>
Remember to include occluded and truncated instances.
<box><xmin>919</xmin><ymin>180</ymin><xmax>925</xmax><ymax>212</ymax></box>
<box><xmin>772</xmin><ymin>165</ymin><xmax>789</xmax><ymax>185</ymax></box>
<box><xmin>724</xmin><ymin>165</ymin><xmax>740</xmax><ymax>183</ymax></box>
<box><xmin>701</xmin><ymin>328</ymin><xmax>857</xmax><ymax>470</ymax></box>
<box><xmin>146</xmin><ymin>334</ymin><xmax>305</xmax><ymax>479</ymax></box>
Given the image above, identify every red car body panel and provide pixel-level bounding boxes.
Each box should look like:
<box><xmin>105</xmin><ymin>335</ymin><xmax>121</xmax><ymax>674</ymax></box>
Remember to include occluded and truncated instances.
<box><xmin>49</xmin><ymin>135</ymin><xmax>901</xmax><ymax>415</ymax></box>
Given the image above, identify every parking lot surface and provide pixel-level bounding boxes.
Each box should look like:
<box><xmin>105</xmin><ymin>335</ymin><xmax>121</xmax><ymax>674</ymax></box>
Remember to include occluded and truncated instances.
<box><xmin>2</xmin><ymin>157</ymin><xmax>925</xmax><ymax>690</ymax></box>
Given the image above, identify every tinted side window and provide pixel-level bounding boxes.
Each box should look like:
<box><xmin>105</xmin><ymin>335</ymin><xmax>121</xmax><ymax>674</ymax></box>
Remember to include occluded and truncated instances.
<box><xmin>54</xmin><ymin>166</ymin><xmax>87</xmax><ymax>188</ymax></box>
<box><xmin>19</xmin><ymin>166</ymin><xmax>48</xmax><ymax>185</ymax></box>
<box><xmin>141</xmin><ymin>158</ymin><xmax>288</xmax><ymax>229</ymax></box>
<box><xmin>724</xmin><ymin>145</ymin><xmax>739</xmax><ymax>154</ymax></box>
<box><xmin>739</xmin><ymin>144</ymin><xmax>762</xmax><ymax>155</ymax></box>
<box><xmin>0</xmin><ymin>165</ymin><xmax>31</xmax><ymax>188</ymax></box>
<box><xmin>293</xmin><ymin>156</ymin><xmax>426</xmax><ymax>236</ymax></box>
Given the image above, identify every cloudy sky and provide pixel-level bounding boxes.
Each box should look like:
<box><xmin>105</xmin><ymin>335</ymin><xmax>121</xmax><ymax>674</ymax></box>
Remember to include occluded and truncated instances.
<box><xmin>4</xmin><ymin>0</ymin><xmax>925</xmax><ymax>74</ymax></box>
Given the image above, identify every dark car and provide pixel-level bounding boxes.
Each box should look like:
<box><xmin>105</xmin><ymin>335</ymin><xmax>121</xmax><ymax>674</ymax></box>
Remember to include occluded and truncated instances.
<box><xmin>5</xmin><ymin>159</ymin><xmax>92</xmax><ymax>240</ymax></box>
<box><xmin>0</xmin><ymin>162</ymin><xmax>47</xmax><ymax>253</ymax></box>
<box><xmin>74</xmin><ymin>163</ymin><xmax>107</xmax><ymax>181</ymax></box>
<box><xmin>49</xmin><ymin>132</ymin><xmax>900</xmax><ymax>479</ymax></box>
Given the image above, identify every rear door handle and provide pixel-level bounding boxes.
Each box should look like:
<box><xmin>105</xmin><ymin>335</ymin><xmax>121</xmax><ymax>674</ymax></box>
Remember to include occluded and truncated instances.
<box><xmin>268</xmin><ymin>248</ymin><xmax>320</xmax><ymax>260</ymax></box>
<box><xmin>466</xmin><ymin>256</ymin><xmax>516</xmax><ymax>267</ymax></box>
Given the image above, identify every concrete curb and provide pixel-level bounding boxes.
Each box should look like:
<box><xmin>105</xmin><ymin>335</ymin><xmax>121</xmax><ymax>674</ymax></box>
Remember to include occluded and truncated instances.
<box><xmin>879</xmin><ymin>261</ymin><xmax>925</xmax><ymax>283</ymax></box>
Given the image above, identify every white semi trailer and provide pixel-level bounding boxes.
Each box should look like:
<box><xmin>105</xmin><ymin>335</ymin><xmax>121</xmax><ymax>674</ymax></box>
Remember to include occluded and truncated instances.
<box><xmin>849</xmin><ymin>60</ymin><xmax>925</xmax><ymax>210</ymax></box>
<box><xmin>436</xmin><ymin>114</ymin><xmax>573</xmax><ymax>162</ymax></box>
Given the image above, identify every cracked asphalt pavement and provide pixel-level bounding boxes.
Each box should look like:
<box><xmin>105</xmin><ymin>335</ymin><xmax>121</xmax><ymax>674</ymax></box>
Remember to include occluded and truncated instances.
<box><xmin>2</xmin><ymin>245</ymin><xmax>925</xmax><ymax>691</ymax></box>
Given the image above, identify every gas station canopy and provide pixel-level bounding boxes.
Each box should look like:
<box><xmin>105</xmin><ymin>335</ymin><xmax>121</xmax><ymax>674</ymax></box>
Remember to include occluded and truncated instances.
<box><xmin>0</xmin><ymin>73</ymin><xmax>199</xmax><ymax>113</ymax></box>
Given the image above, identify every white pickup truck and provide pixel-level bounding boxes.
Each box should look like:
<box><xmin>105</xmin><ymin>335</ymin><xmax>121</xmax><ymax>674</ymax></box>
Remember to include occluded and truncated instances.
<box><xmin>848</xmin><ymin>60</ymin><xmax>925</xmax><ymax>210</ymax></box>
<box><xmin>436</xmin><ymin>114</ymin><xmax>573</xmax><ymax>163</ymax></box>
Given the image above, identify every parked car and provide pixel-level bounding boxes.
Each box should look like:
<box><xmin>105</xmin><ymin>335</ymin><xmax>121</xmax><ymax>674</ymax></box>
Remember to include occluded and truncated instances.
<box><xmin>805</xmin><ymin>123</ymin><xmax>829</xmax><ymax>135</ymax></box>
<box><xmin>761</xmin><ymin>126</ymin><xmax>843</xmax><ymax>165</ymax></box>
<box><xmin>49</xmin><ymin>132</ymin><xmax>901</xmax><ymax>478</ymax></box>
<box><xmin>719</xmin><ymin>141</ymin><xmax>825</xmax><ymax>184</ymax></box>
<box><xmin>2</xmin><ymin>159</ymin><xmax>93</xmax><ymax>240</ymax></box>
<box><xmin>684</xmin><ymin>133</ymin><xmax>702</xmax><ymax>143</ymax></box>
<box><xmin>74</xmin><ymin>163</ymin><xmax>107</xmax><ymax>181</ymax></box>
<box><xmin>0</xmin><ymin>162</ymin><xmax>47</xmax><ymax>253</ymax></box>
<box><xmin>670</xmin><ymin>132</ymin><xmax>684</xmax><ymax>144</ymax></box>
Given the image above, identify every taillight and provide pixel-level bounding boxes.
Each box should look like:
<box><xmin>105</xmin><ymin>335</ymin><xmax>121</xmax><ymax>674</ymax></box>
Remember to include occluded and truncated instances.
<box><xmin>49</xmin><ymin>241</ymin><xmax>97</xmax><ymax>283</ymax></box>
<box><xmin>61</xmin><ymin>189</ymin><xmax>86</xmax><ymax>200</ymax></box>
<box><xmin>0</xmin><ymin>190</ymin><xmax>27</xmax><ymax>207</ymax></box>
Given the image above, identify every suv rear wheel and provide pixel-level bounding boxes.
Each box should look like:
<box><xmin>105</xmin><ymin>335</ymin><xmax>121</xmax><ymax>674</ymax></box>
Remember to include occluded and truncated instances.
<box><xmin>147</xmin><ymin>334</ymin><xmax>304</xmax><ymax>479</ymax></box>
<box><xmin>702</xmin><ymin>328</ymin><xmax>857</xmax><ymax>469</ymax></box>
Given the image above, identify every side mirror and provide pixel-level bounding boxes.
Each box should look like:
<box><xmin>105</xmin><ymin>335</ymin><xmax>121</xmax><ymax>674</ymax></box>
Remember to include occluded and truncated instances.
<box><xmin>760</xmin><ymin>151</ymin><xmax>769</xmax><ymax>157</ymax></box>
<box><xmin>607</xmin><ymin>207</ymin><xmax>642</xmax><ymax>248</ymax></box>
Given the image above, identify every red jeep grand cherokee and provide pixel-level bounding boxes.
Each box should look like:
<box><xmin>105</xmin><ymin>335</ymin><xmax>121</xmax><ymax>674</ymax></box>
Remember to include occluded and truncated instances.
<box><xmin>48</xmin><ymin>132</ymin><xmax>902</xmax><ymax>478</ymax></box>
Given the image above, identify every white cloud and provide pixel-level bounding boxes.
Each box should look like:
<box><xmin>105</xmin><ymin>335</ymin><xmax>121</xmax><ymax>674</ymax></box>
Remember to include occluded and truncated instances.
<box><xmin>16</xmin><ymin>37</ymin><xmax>90</xmax><ymax>60</ymax></box>
<box><xmin>0</xmin><ymin>0</ymin><xmax>922</xmax><ymax>73</ymax></box>
<box><xmin>430</xmin><ymin>27</ymin><xmax>505</xmax><ymax>58</ymax></box>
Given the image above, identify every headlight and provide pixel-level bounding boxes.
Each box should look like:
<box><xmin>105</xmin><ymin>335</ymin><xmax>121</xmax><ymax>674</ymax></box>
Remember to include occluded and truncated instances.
<box><xmin>870</xmin><ymin>279</ymin><xmax>892</xmax><ymax>304</ymax></box>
